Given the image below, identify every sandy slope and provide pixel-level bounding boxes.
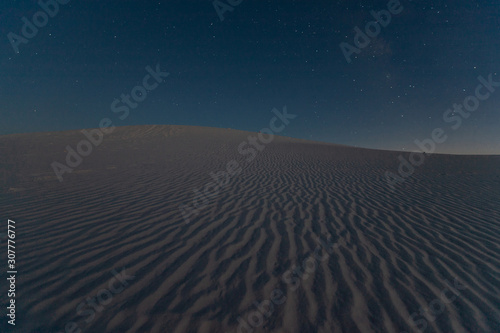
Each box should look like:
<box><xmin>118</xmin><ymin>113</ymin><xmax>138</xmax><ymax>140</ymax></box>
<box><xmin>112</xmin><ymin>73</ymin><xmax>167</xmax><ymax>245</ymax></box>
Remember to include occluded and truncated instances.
<box><xmin>1</xmin><ymin>125</ymin><xmax>499</xmax><ymax>333</ymax></box>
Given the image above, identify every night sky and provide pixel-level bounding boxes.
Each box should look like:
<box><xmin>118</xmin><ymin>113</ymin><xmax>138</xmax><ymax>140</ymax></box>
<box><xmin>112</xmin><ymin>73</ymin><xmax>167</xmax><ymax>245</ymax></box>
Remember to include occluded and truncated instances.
<box><xmin>1</xmin><ymin>0</ymin><xmax>499</xmax><ymax>154</ymax></box>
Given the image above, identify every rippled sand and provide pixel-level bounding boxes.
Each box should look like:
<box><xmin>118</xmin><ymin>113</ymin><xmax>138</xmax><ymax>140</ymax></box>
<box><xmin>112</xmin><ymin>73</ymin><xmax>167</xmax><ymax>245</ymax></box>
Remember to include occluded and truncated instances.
<box><xmin>1</xmin><ymin>125</ymin><xmax>499</xmax><ymax>333</ymax></box>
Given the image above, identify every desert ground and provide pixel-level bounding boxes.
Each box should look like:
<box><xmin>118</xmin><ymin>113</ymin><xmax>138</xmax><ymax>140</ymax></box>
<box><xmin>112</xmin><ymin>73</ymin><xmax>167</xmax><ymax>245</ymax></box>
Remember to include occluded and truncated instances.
<box><xmin>1</xmin><ymin>125</ymin><xmax>499</xmax><ymax>333</ymax></box>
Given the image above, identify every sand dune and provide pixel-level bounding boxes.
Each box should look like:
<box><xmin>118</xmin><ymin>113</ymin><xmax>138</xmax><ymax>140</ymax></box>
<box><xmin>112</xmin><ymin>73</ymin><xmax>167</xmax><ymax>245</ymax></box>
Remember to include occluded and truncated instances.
<box><xmin>1</xmin><ymin>125</ymin><xmax>499</xmax><ymax>333</ymax></box>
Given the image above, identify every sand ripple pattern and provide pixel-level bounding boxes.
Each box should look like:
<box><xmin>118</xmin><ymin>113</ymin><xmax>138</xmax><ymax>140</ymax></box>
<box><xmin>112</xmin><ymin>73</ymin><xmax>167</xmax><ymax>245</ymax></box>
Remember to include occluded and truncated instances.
<box><xmin>1</xmin><ymin>125</ymin><xmax>499</xmax><ymax>333</ymax></box>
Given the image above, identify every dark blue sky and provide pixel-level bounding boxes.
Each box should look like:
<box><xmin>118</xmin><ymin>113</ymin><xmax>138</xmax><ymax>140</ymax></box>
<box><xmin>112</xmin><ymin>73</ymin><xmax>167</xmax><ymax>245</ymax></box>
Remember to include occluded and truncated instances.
<box><xmin>1</xmin><ymin>0</ymin><xmax>499</xmax><ymax>154</ymax></box>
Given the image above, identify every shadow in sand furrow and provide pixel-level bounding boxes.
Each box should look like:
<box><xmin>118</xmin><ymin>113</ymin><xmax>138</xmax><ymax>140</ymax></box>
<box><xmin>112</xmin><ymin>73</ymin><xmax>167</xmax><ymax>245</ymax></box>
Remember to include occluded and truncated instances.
<box><xmin>251</xmin><ymin>270</ymin><xmax>271</xmax><ymax>294</ymax></box>
<box><xmin>179</xmin><ymin>252</ymin><xmax>213</xmax><ymax>289</ymax></box>
<box><xmin>365</xmin><ymin>297</ymin><xmax>386</xmax><ymax>331</ymax></box>
<box><xmin>207</xmin><ymin>214</ymin><xmax>251</xmax><ymax>252</ymax></box>
<box><xmin>182</xmin><ymin>217</ymin><xmax>232</xmax><ymax>248</ymax></box>
<box><xmin>394</xmin><ymin>257</ymin><xmax>413</xmax><ymax>279</ymax></box>
<box><xmin>167</xmin><ymin>277</ymin><xmax>214</xmax><ymax>315</ymax></box>
<box><xmin>193</xmin><ymin>216</ymin><xmax>234</xmax><ymax>244</ymax></box>
<box><xmin>24</xmin><ymin>268</ymin><xmax>138</xmax><ymax>329</ymax></box>
<box><xmin>254</xmin><ymin>231</ymin><xmax>274</xmax><ymax>272</ymax></box>
<box><xmin>339</xmin><ymin>248</ymin><xmax>370</xmax><ymax>292</ymax></box>
<box><xmin>218</xmin><ymin>257</ymin><xmax>252</xmax><ymax>309</ymax></box>
<box><xmin>226</xmin><ymin>227</ymin><xmax>262</xmax><ymax>261</ymax></box>
<box><xmin>22</xmin><ymin>207</ymin><xmax>128</xmax><ymax>239</ymax></box>
<box><xmin>436</xmin><ymin>235</ymin><xmax>500</xmax><ymax>266</ymax></box>
<box><xmin>439</xmin><ymin>292</ymin><xmax>487</xmax><ymax>332</ymax></box>
<box><xmin>368</xmin><ymin>254</ymin><xmax>410</xmax><ymax>312</ymax></box>
<box><xmin>103</xmin><ymin>312</ymin><xmax>147</xmax><ymax>333</ymax></box>
<box><xmin>20</xmin><ymin>246</ymin><xmax>140</xmax><ymax>304</ymax></box>
<box><xmin>306</xmin><ymin>265</ymin><xmax>328</xmax><ymax>327</ymax></box>
<box><xmin>18</xmin><ymin>258</ymin><xmax>112</xmax><ymax>306</ymax></box>
<box><xmin>287</xmin><ymin>214</ymin><xmax>304</xmax><ymax>246</ymax></box>
<box><xmin>210</xmin><ymin>225</ymin><xmax>246</xmax><ymax>260</ymax></box>
<box><xmin>323</xmin><ymin>252</ymin><xmax>359</xmax><ymax>329</ymax></box>
<box><xmin>135</xmin><ymin>275</ymin><xmax>188</xmax><ymax>316</ymax></box>
<box><xmin>209</xmin><ymin>254</ymin><xmax>240</xmax><ymax>283</ymax></box>
<box><xmin>29</xmin><ymin>228</ymin><xmax>148</xmax><ymax>271</ymax></box>
<box><xmin>273</xmin><ymin>228</ymin><xmax>291</xmax><ymax>276</ymax></box>
<box><xmin>428</xmin><ymin>242</ymin><xmax>483</xmax><ymax>277</ymax></box>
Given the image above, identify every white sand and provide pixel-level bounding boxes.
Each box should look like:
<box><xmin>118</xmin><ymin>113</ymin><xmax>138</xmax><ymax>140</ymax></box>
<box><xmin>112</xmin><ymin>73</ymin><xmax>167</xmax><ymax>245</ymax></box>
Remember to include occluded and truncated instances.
<box><xmin>1</xmin><ymin>125</ymin><xmax>499</xmax><ymax>332</ymax></box>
